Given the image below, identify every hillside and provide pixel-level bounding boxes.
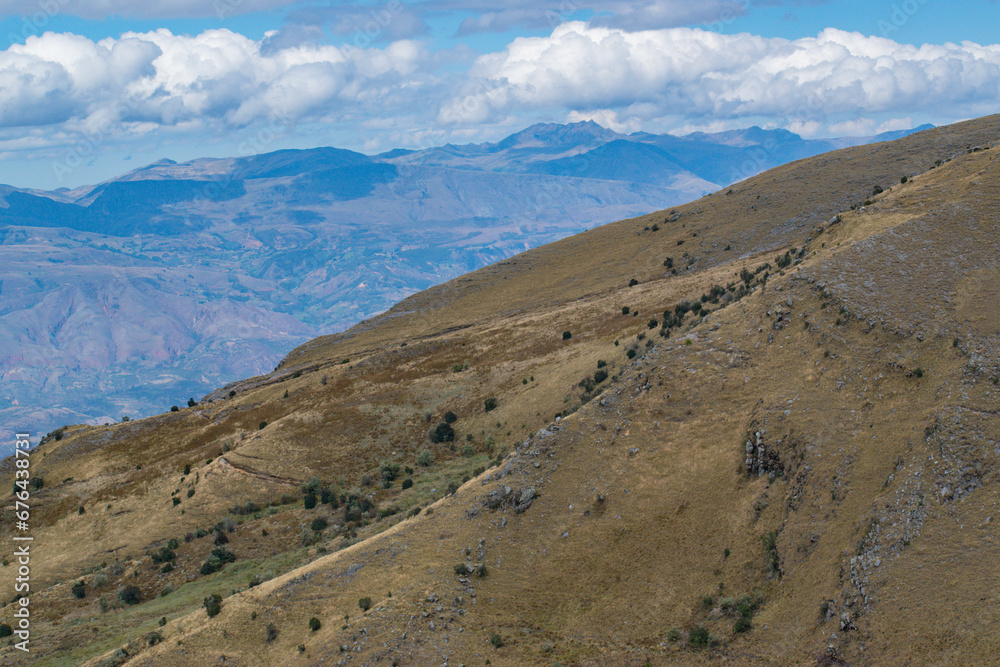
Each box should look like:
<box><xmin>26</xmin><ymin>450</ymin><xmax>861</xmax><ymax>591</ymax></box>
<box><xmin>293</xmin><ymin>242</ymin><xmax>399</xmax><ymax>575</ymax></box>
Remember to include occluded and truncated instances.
<box><xmin>0</xmin><ymin>121</ymin><xmax>926</xmax><ymax>444</ymax></box>
<box><xmin>1</xmin><ymin>115</ymin><xmax>998</xmax><ymax>666</ymax></box>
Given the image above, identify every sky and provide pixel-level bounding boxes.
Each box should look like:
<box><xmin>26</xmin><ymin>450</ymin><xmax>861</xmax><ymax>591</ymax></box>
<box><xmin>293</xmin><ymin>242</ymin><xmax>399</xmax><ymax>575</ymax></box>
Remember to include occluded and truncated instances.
<box><xmin>0</xmin><ymin>0</ymin><xmax>998</xmax><ymax>190</ymax></box>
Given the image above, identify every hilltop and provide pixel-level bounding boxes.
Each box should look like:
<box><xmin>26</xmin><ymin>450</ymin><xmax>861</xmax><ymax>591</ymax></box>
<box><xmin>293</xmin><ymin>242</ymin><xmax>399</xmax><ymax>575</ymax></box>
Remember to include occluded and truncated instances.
<box><xmin>1</xmin><ymin>115</ymin><xmax>998</xmax><ymax>666</ymax></box>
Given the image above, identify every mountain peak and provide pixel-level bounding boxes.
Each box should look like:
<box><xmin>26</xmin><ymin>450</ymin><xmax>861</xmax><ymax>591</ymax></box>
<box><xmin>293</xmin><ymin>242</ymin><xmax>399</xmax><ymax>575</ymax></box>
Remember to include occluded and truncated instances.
<box><xmin>495</xmin><ymin>120</ymin><xmax>622</xmax><ymax>151</ymax></box>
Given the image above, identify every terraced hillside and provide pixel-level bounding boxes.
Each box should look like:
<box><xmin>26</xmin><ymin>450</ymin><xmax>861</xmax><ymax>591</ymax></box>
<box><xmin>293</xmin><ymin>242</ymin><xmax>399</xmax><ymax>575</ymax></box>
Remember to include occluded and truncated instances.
<box><xmin>1</xmin><ymin>115</ymin><xmax>998</xmax><ymax>666</ymax></box>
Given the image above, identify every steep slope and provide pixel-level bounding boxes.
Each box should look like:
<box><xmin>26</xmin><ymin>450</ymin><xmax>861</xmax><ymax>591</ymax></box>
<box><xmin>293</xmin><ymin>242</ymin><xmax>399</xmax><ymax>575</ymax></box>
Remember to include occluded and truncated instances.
<box><xmin>1</xmin><ymin>115</ymin><xmax>998</xmax><ymax>667</ymax></box>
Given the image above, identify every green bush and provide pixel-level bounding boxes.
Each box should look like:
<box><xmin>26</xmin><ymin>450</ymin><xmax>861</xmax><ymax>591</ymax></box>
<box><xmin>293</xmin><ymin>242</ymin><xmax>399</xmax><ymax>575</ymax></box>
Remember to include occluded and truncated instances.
<box><xmin>147</xmin><ymin>630</ymin><xmax>163</xmax><ymax>646</ymax></box>
<box><xmin>444</xmin><ymin>411</ymin><xmax>458</xmax><ymax>424</ymax></box>
<box><xmin>265</xmin><ymin>623</ymin><xmax>278</xmax><ymax>642</ymax></box>
<box><xmin>402</xmin><ymin>478</ymin><xmax>413</xmax><ymax>490</ymax></box>
<box><xmin>431</xmin><ymin>422</ymin><xmax>455</xmax><ymax>443</ymax></box>
<box><xmin>484</xmin><ymin>397</ymin><xmax>498</xmax><ymax>412</ymax></box>
<box><xmin>734</xmin><ymin>617</ymin><xmax>752</xmax><ymax>633</ymax></box>
<box><xmin>0</xmin><ymin>623</ymin><xmax>12</xmax><ymax>638</ymax></box>
<box><xmin>358</xmin><ymin>597</ymin><xmax>372</xmax><ymax>612</ymax></box>
<box><xmin>562</xmin><ymin>331</ymin><xmax>572</xmax><ymax>340</ymax></box>
<box><xmin>666</xmin><ymin>627</ymin><xmax>682</xmax><ymax>642</ymax></box>
<box><xmin>594</xmin><ymin>369</ymin><xmax>608</xmax><ymax>384</ymax></box>
<box><xmin>72</xmin><ymin>580</ymin><xmax>86</xmax><ymax>599</ymax></box>
<box><xmin>490</xmin><ymin>632</ymin><xmax>503</xmax><ymax>648</ymax></box>
<box><xmin>416</xmin><ymin>450</ymin><xmax>434</xmax><ymax>467</ymax></box>
<box><xmin>119</xmin><ymin>585</ymin><xmax>143</xmax><ymax>605</ymax></box>
<box><xmin>160</xmin><ymin>563</ymin><xmax>174</xmax><ymax>574</ymax></box>
<box><xmin>303</xmin><ymin>493</ymin><xmax>318</xmax><ymax>510</ymax></box>
<box><xmin>310</xmin><ymin>517</ymin><xmax>328</xmax><ymax>531</ymax></box>
<box><xmin>172</xmin><ymin>497</ymin><xmax>180</xmax><ymax>507</ymax></box>
<box><xmin>626</xmin><ymin>349</ymin><xmax>636</xmax><ymax>359</ymax></box>
<box><xmin>689</xmin><ymin>625</ymin><xmax>710</xmax><ymax>646</ymax></box>
<box><xmin>152</xmin><ymin>547</ymin><xmax>175</xmax><ymax>564</ymax></box>
<box><xmin>170</xmin><ymin>406</ymin><xmax>179</xmax><ymax>412</ymax></box>
<box><xmin>203</xmin><ymin>593</ymin><xmax>222</xmax><ymax>618</ymax></box>
<box><xmin>309</xmin><ymin>617</ymin><xmax>321</xmax><ymax>632</ymax></box>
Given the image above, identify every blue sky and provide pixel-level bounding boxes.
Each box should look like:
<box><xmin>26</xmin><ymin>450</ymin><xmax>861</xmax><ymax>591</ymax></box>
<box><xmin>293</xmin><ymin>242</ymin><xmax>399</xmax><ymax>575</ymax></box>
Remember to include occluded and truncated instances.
<box><xmin>0</xmin><ymin>0</ymin><xmax>997</xmax><ymax>189</ymax></box>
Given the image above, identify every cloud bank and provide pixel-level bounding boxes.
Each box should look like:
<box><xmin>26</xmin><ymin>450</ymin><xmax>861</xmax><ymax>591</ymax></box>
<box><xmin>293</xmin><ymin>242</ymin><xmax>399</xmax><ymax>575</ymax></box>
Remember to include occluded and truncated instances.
<box><xmin>0</xmin><ymin>20</ymin><xmax>999</xmax><ymax>186</ymax></box>
<box><xmin>441</xmin><ymin>23</ymin><xmax>1000</xmax><ymax>130</ymax></box>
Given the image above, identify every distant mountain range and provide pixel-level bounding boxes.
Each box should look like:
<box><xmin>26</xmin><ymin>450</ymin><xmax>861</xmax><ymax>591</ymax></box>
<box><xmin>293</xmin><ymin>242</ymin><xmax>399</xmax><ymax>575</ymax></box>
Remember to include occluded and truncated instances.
<box><xmin>0</xmin><ymin>120</ymin><xmax>933</xmax><ymax>445</ymax></box>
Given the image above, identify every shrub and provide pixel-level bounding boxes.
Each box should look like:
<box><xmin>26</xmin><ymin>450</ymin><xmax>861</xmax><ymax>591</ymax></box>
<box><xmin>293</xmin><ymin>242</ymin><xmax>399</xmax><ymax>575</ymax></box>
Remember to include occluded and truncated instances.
<box><xmin>151</xmin><ymin>547</ymin><xmax>175</xmax><ymax>564</ymax></box>
<box><xmin>901</xmin><ymin>175</ymin><xmax>908</xmax><ymax>184</ymax></box>
<box><xmin>562</xmin><ymin>330</ymin><xmax>572</xmax><ymax>340</ymax></box>
<box><xmin>663</xmin><ymin>257</ymin><xmax>673</xmax><ymax>269</ymax></box>
<box><xmin>0</xmin><ymin>623</ymin><xmax>12</xmax><ymax>638</ymax></box>
<box><xmin>358</xmin><ymin>597</ymin><xmax>372</xmax><ymax>612</ymax></box>
<box><xmin>79</xmin><ymin>505</ymin><xmax>86</xmax><ymax>515</ymax></box>
<box><xmin>147</xmin><ymin>631</ymin><xmax>163</xmax><ymax>646</ymax></box>
<box><xmin>72</xmin><ymin>580</ymin><xmax>86</xmax><ymax>599</ymax></box>
<box><xmin>444</xmin><ymin>411</ymin><xmax>458</xmax><ymax>424</ymax></box>
<box><xmin>484</xmin><ymin>397</ymin><xmax>498</xmax><ymax>412</ymax></box>
<box><xmin>689</xmin><ymin>626</ymin><xmax>710</xmax><ymax>646</ymax></box>
<box><xmin>647</xmin><ymin>318</ymin><xmax>658</xmax><ymax>329</ymax></box>
<box><xmin>594</xmin><ymin>369</ymin><xmax>608</xmax><ymax>384</ymax></box>
<box><xmin>265</xmin><ymin>623</ymin><xmax>278</xmax><ymax>642</ymax></box>
<box><xmin>160</xmin><ymin>563</ymin><xmax>174</xmax><ymax>574</ymax></box>
<box><xmin>119</xmin><ymin>585</ymin><xmax>143</xmax><ymax>605</ymax></box>
<box><xmin>490</xmin><ymin>633</ymin><xmax>503</xmax><ymax>648</ymax></box>
<box><xmin>431</xmin><ymin>422</ymin><xmax>455</xmax><ymax>443</ymax></box>
<box><xmin>258</xmin><ymin>421</ymin><xmax>267</xmax><ymax>430</ymax></box>
<box><xmin>303</xmin><ymin>493</ymin><xmax>318</xmax><ymax>510</ymax></box>
<box><xmin>626</xmin><ymin>349</ymin><xmax>636</xmax><ymax>359</ymax></box>
<box><xmin>310</xmin><ymin>517</ymin><xmax>328</xmax><ymax>531</ymax></box>
<box><xmin>186</xmin><ymin>488</ymin><xmax>194</xmax><ymax>498</ymax></box>
<box><xmin>309</xmin><ymin>617</ymin><xmax>321</xmax><ymax>632</ymax></box>
<box><xmin>402</xmin><ymin>478</ymin><xmax>413</xmax><ymax>490</ymax></box>
<box><xmin>203</xmin><ymin>593</ymin><xmax>222</xmax><ymax>618</ymax></box>
<box><xmin>621</xmin><ymin>306</ymin><xmax>630</xmax><ymax>314</ymax></box>
<box><xmin>170</xmin><ymin>406</ymin><xmax>179</xmax><ymax>412</ymax></box>
<box><xmin>666</xmin><ymin>627</ymin><xmax>682</xmax><ymax>642</ymax></box>
<box><xmin>872</xmin><ymin>184</ymin><xmax>883</xmax><ymax>196</ymax></box>
<box><xmin>159</xmin><ymin>616</ymin><xmax>167</xmax><ymax>627</ymax></box>
<box><xmin>628</xmin><ymin>278</ymin><xmax>639</xmax><ymax>286</ymax></box>
<box><xmin>183</xmin><ymin>464</ymin><xmax>191</xmax><ymax>475</ymax></box>
<box><xmin>597</xmin><ymin>359</ymin><xmax>607</xmax><ymax>368</ymax></box>
<box><xmin>172</xmin><ymin>497</ymin><xmax>180</xmax><ymax>507</ymax></box>
<box><xmin>416</xmin><ymin>450</ymin><xmax>434</xmax><ymax>467</ymax></box>
<box><xmin>734</xmin><ymin>617</ymin><xmax>753</xmax><ymax>633</ymax></box>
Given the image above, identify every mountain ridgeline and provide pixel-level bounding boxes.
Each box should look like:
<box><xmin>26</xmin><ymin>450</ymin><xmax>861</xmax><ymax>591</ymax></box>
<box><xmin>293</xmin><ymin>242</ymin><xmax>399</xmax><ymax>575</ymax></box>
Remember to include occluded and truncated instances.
<box><xmin>0</xmin><ymin>121</ymin><xmax>930</xmax><ymax>446</ymax></box>
<box><xmin>2</xmin><ymin>115</ymin><xmax>999</xmax><ymax>665</ymax></box>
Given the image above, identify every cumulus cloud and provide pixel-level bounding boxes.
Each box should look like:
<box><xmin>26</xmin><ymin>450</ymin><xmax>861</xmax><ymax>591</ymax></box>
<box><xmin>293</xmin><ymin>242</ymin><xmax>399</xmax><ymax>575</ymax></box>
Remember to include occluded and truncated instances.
<box><xmin>0</xmin><ymin>29</ymin><xmax>432</xmax><ymax>131</ymax></box>
<box><xmin>440</xmin><ymin>23</ymin><xmax>1000</xmax><ymax>129</ymax></box>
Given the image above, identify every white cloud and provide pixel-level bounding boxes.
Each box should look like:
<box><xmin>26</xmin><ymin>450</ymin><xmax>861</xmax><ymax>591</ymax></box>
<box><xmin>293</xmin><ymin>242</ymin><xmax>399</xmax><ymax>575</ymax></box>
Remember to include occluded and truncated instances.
<box><xmin>0</xmin><ymin>29</ymin><xmax>432</xmax><ymax>131</ymax></box>
<box><xmin>442</xmin><ymin>23</ymin><xmax>1000</xmax><ymax>130</ymax></box>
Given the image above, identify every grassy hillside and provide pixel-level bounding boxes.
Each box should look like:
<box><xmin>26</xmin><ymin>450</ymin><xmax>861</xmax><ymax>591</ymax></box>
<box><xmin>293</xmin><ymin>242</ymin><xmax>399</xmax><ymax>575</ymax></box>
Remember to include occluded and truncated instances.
<box><xmin>2</xmin><ymin>115</ymin><xmax>999</xmax><ymax>666</ymax></box>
